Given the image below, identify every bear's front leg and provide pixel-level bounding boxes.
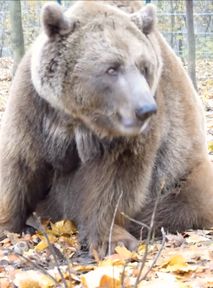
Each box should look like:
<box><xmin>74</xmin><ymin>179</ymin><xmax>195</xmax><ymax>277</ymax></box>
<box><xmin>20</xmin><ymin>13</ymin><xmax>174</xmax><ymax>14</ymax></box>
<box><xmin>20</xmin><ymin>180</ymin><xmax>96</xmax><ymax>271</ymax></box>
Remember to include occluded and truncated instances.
<box><xmin>0</xmin><ymin>153</ymin><xmax>53</xmax><ymax>236</ymax></box>
<box><xmin>69</xmin><ymin>157</ymin><xmax>138</xmax><ymax>258</ymax></box>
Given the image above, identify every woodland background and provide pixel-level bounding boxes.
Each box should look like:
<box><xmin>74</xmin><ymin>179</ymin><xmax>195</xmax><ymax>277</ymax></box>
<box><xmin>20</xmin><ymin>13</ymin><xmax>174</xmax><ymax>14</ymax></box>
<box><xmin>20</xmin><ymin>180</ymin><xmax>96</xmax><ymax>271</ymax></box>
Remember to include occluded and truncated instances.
<box><xmin>0</xmin><ymin>1</ymin><xmax>212</xmax><ymax>287</ymax></box>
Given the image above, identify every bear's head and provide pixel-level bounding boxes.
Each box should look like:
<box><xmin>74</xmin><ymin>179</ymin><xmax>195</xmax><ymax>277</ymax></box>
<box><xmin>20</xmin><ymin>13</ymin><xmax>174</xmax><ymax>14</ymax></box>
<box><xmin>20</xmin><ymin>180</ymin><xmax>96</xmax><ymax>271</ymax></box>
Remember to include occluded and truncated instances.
<box><xmin>31</xmin><ymin>1</ymin><xmax>162</xmax><ymax>138</ymax></box>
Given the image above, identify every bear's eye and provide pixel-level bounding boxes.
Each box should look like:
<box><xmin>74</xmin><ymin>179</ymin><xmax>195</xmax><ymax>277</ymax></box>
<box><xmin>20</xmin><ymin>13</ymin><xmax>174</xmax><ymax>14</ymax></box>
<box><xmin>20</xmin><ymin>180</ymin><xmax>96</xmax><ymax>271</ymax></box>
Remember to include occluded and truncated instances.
<box><xmin>106</xmin><ymin>65</ymin><xmax>120</xmax><ymax>76</ymax></box>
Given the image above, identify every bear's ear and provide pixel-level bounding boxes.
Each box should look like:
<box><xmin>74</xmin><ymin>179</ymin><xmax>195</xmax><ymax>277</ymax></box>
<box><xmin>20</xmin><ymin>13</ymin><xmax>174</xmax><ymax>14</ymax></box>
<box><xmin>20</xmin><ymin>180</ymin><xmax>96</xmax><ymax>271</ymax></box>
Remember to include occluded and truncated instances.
<box><xmin>41</xmin><ymin>2</ymin><xmax>77</xmax><ymax>38</ymax></box>
<box><xmin>131</xmin><ymin>4</ymin><xmax>157</xmax><ymax>35</ymax></box>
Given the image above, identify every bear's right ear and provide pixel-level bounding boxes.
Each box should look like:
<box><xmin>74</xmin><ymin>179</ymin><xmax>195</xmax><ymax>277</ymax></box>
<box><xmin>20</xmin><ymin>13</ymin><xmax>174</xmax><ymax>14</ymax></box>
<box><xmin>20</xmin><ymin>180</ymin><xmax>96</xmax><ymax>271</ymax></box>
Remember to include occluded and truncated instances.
<box><xmin>131</xmin><ymin>4</ymin><xmax>157</xmax><ymax>35</ymax></box>
<box><xmin>41</xmin><ymin>2</ymin><xmax>77</xmax><ymax>38</ymax></box>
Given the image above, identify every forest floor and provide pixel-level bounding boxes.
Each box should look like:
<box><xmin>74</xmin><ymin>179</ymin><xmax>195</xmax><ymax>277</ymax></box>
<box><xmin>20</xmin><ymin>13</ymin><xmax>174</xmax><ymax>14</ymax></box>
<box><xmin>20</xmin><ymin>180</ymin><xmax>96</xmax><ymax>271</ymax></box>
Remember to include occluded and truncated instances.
<box><xmin>0</xmin><ymin>57</ymin><xmax>213</xmax><ymax>288</ymax></box>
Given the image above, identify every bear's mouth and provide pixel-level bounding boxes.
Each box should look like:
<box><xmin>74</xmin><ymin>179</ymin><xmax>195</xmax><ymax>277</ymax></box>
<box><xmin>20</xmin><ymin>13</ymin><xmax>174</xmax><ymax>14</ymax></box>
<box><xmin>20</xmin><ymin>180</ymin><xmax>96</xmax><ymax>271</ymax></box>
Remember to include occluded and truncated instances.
<box><xmin>116</xmin><ymin>117</ymin><xmax>151</xmax><ymax>136</ymax></box>
<box><xmin>79</xmin><ymin>112</ymin><xmax>152</xmax><ymax>138</ymax></box>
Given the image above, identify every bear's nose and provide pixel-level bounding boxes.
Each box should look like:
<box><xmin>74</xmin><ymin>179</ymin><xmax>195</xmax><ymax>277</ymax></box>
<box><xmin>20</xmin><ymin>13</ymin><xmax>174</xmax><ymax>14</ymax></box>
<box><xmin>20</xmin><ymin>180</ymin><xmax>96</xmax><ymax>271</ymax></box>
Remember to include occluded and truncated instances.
<box><xmin>135</xmin><ymin>103</ymin><xmax>157</xmax><ymax>122</ymax></box>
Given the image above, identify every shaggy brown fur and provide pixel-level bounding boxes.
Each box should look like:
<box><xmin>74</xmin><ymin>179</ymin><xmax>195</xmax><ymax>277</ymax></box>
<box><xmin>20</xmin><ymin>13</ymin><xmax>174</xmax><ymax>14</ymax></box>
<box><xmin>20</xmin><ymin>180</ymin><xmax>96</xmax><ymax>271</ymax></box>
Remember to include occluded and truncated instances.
<box><xmin>1</xmin><ymin>1</ymin><xmax>213</xmax><ymax>256</ymax></box>
<box><xmin>0</xmin><ymin>1</ymin><xmax>158</xmax><ymax>239</ymax></box>
<box><xmin>38</xmin><ymin>1</ymin><xmax>213</xmax><ymax>256</ymax></box>
<box><xmin>0</xmin><ymin>49</ymin><xmax>80</xmax><ymax>233</ymax></box>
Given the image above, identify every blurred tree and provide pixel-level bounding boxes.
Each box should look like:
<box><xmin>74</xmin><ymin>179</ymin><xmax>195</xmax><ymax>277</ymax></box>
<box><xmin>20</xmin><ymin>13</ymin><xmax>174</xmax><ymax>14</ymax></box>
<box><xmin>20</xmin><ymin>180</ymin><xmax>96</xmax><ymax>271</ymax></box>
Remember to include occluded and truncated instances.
<box><xmin>9</xmin><ymin>0</ymin><xmax>24</xmax><ymax>74</ymax></box>
<box><xmin>185</xmin><ymin>0</ymin><xmax>197</xmax><ymax>89</ymax></box>
<box><xmin>170</xmin><ymin>0</ymin><xmax>175</xmax><ymax>48</ymax></box>
<box><xmin>0</xmin><ymin>1</ymin><xmax>6</xmax><ymax>57</ymax></box>
<box><xmin>56</xmin><ymin>0</ymin><xmax>62</xmax><ymax>4</ymax></box>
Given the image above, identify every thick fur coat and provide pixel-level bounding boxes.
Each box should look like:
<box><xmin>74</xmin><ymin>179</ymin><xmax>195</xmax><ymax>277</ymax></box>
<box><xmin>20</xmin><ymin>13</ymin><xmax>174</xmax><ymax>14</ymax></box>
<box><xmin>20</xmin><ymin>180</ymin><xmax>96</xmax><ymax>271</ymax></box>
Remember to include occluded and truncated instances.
<box><xmin>0</xmin><ymin>1</ymin><xmax>212</xmax><ymax>256</ymax></box>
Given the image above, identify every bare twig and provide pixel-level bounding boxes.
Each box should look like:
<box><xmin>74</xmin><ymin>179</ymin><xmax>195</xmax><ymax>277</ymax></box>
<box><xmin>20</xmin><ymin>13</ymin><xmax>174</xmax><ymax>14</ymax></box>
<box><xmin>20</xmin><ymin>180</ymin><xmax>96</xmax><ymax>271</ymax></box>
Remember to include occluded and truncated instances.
<box><xmin>65</xmin><ymin>258</ymin><xmax>72</xmax><ymax>283</ymax></box>
<box><xmin>134</xmin><ymin>230</ymin><xmax>149</xmax><ymax>287</ymax></box>
<box><xmin>139</xmin><ymin>227</ymin><xmax>166</xmax><ymax>282</ymax></box>
<box><xmin>32</xmin><ymin>212</ymin><xmax>68</xmax><ymax>288</ymax></box>
<box><xmin>121</xmin><ymin>259</ymin><xmax>130</xmax><ymax>288</ymax></box>
<box><xmin>140</xmin><ymin>226</ymin><xmax>145</xmax><ymax>242</ymax></box>
<box><xmin>120</xmin><ymin>212</ymin><xmax>150</xmax><ymax>230</ymax></box>
<box><xmin>134</xmin><ymin>181</ymin><xmax>164</xmax><ymax>287</ymax></box>
<box><xmin>108</xmin><ymin>191</ymin><xmax>123</xmax><ymax>256</ymax></box>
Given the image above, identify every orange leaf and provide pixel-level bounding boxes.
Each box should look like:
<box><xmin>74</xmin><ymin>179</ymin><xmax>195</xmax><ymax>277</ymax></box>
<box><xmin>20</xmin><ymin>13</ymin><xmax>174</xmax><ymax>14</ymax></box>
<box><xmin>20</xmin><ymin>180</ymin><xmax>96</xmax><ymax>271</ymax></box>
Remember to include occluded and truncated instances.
<box><xmin>99</xmin><ymin>275</ymin><xmax>121</xmax><ymax>288</ymax></box>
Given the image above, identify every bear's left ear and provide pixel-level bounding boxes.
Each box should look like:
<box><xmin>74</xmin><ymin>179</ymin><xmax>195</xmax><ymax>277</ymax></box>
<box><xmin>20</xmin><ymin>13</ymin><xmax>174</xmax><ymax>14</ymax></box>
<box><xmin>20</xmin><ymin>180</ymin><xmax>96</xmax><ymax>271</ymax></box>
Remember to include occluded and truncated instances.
<box><xmin>41</xmin><ymin>2</ymin><xmax>78</xmax><ymax>38</ymax></box>
<box><xmin>131</xmin><ymin>4</ymin><xmax>157</xmax><ymax>35</ymax></box>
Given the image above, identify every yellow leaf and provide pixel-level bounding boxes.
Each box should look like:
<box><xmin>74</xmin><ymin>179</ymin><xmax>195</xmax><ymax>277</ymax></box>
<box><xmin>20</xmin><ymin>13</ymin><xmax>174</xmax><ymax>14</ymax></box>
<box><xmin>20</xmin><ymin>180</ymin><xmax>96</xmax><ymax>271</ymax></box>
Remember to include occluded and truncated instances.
<box><xmin>138</xmin><ymin>243</ymin><xmax>146</xmax><ymax>253</ymax></box>
<box><xmin>162</xmin><ymin>255</ymin><xmax>188</xmax><ymax>268</ymax></box>
<box><xmin>208</xmin><ymin>140</ymin><xmax>213</xmax><ymax>152</ymax></box>
<box><xmin>16</xmin><ymin>280</ymin><xmax>41</xmax><ymax>288</ymax></box>
<box><xmin>35</xmin><ymin>234</ymin><xmax>57</xmax><ymax>252</ymax></box>
<box><xmin>114</xmin><ymin>245</ymin><xmax>132</xmax><ymax>260</ymax></box>
<box><xmin>161</xmin><ymin>255</ymin><xmax>196</xmax><ymax>274</ymax></box>
<box><xmin>35</xmin><ymin>239</ymin><xmax>48</xmax><ymax>252</ymax></box>
<box><xmin>50</xmin><ymin>220</ymin><xmax>77</xmax><ymax>236</ymax></box>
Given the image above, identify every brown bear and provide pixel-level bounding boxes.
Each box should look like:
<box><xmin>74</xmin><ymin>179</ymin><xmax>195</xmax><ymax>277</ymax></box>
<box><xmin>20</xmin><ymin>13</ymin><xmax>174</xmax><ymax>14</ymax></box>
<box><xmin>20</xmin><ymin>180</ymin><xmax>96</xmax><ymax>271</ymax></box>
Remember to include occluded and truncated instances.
<box><xmin>37</xmin><ymin>1</ymin><xmax>213</xmax><ymax>257</ymax></box>
<box><xmin>0</xmin><ymin>1</ymin><xmax>213</xmax><ymax>257</ymax></box>
<box><xmin>0</xmin><ymin>1</ymin><xmax>158</xmax><ymax>238</ymax></box>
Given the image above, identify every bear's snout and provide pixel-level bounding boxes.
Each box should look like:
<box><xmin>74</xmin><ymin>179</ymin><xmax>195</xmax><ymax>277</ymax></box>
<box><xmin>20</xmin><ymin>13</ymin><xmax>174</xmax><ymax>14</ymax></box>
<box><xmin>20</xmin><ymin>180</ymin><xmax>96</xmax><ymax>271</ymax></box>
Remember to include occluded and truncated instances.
<box><xmin>135</xmin><ymin>103</ymin><xmax>157</xmax><ymax>122</ymax></box>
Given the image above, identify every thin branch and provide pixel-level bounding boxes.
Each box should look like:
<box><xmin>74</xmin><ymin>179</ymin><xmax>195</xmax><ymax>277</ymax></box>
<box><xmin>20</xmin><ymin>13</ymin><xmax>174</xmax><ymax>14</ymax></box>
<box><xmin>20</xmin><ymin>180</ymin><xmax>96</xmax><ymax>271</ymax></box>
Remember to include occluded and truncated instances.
<box><xmin>32</xmin><ymin>212</ymin><xmax>67</xmax><ymax>288</ymax></box>
<box><xmin>65</xmin><ymin>258</ymin><xmax>72</xmax><ymax>283</ymax></box>
<box><xmin>120</xmin><ymin>212</ymin><xmax>150</xmax><ymax>230</ymax></box>
<box><xmin>139</xmin><ymin>226</ymin><xmax>145</xmax><ymax>242</ymax></box>
<box><xmin>134</xmin><ymin>231</ymin><xmax>149</xmax><ymax>287</ymax></box>
<box><xmin>121</xmin><ymin>259</ymin><xmax>130</xmax><ymax>288</ymax></box>
<box><xmin>139</xmin><ymin>227</ymin><xmax>166</xmax><ymax>282</ymax></box>
<box><xmin>134</xmin><ymin>181</ymin><xmax>164</xmax><ymax>287</ymax></box>
<box><xmin>108</xmin><ymin>191</ymin><xmax>123</xmax><ymax>256</ymax></box>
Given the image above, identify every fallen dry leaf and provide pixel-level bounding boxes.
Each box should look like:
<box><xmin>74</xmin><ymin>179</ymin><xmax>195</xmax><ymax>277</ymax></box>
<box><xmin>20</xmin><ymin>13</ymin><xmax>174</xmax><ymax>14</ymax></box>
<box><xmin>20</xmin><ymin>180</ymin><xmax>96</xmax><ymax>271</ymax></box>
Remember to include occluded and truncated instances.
<box><xmin>50</xmin><ymin>220</ymin><xmax>77</xmax><ymax>236</ymax></box>
<box><xmin>81</xmin><ymin>265</ymin><xmax>122</xmax><ymax>288</ymax></box>
<box><xmin>99</xmin><ymin>274</ymin><xmax>121</xmax><ymax>288</ymax></box>
<box><xmin>35</xmin><ymin>234</ymin><xmax>57</xmax><ymax>252</ymax></box>
<box><xmin>139</xmin><ymin>272</ymin><xmax>191</xmax><ymax>288</ymax></box>
<box><xmin>14</xmin><ymin>271</ymin><xmax>56</xmax><ymax>288</ymax></box>
<box><xmin>114</xmin><ymin>245</ymin><xmax>132</xmax><ymax>260</ymax></box>
<box><xmin>161</xmin><ymin>254</ymin><xmax>197</xmax><ymax>274</ymax></box>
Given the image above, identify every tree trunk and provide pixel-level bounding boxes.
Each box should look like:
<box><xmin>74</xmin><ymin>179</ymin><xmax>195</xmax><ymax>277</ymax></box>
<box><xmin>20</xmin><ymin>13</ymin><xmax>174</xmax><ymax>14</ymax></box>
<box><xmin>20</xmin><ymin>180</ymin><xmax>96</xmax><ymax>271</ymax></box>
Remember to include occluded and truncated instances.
<box><xmin>9</xmin><ymin>0</ymin><xmax>25</xmax><ymax>75</ymax></box>
<box><xmin>185</xmin><ymin>0</ymin><xmax>197</xmax><ymax>89</ymax></box>
<box><xmin>170</xmin><ymin>0</ymin><xmax>175</xmax><ymax>48</ymax></box>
